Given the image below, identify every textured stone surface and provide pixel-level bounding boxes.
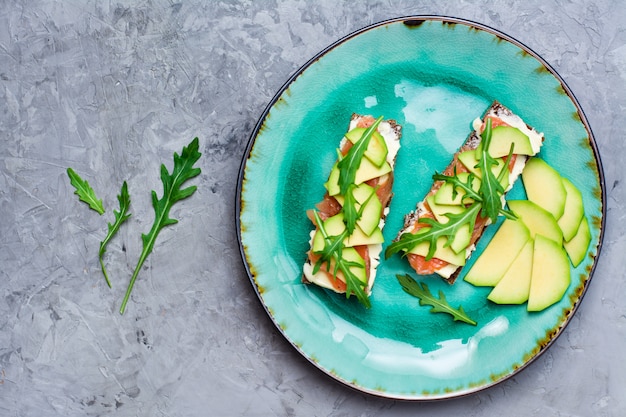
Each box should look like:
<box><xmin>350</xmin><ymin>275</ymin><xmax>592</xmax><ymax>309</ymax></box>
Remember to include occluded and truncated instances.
<box><xmin>1</xmin><ymin>1</ymin><xmax>624</xmax><ymax>416</ymax></box>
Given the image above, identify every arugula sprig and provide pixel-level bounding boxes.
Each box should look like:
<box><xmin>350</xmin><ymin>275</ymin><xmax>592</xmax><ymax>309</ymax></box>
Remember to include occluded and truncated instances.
<box><xmin>336</xmin><ymin>116</ymin><xmax>383</xmax><ymax>195</ymax></box>
<box><xmin>431</xmin><ymin>169</ymin><xmax>516</xmax><ymax>221</ymax></box>
<box><xmin>67</xmin><ymin>168</ymin><xmax>105</xmax><ymax>215</ymax></box>
<box><xmin>119</xmin><ymin>138</ymin><xmax>201</xmax><ymax>314</ymax></box>
<box><xmin>68</xmin><ymin>138</ymin><xmax>201</xmax><ymax>314</ymax></box>
<box><xmin>386</xmin><ymin>118</ymin><xmax>517</xmax><ymax>259</ymax></box>
<box><xmin>386</xmin><ymin>202</ymin><xmax>482</xmax><ymax>259</ymax></box>
<box><xmin>476</xmin><ymin>118</ymin><xmax>508</xmax><ymax>223</ymax></box>
<box><xmin>341</xmin><ymin>184</ymin><xmax>360</xmax><ymax>234</ymax></box>
<box><xmin>98</xmin><ymin>181</ymin><xmax>132</xmax><ymax>288</ymax></box>
<box><xmin>397</xmin><ymin>274</ymin><xmax>476</xmax><ymax>325</ymax></box>
<box><xmin>312</xmin><ymin>211</ymin><xmax>370</xmax><ymax>308</ymax></box>
<box><xmin>336</xmin><ymin>117</ymin><xmax>383</xmax><ymax>235</ymax></box>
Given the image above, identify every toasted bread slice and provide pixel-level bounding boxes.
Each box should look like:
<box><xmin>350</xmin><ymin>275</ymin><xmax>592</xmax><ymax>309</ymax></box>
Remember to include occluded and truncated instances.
<box><xmin>393</xmin><ymin>101</ymin><xmax>543</xmax><ymax>283</ymax></box>
<box><xmin>303</xmin><ymin>114</ymin><xmax>402</xmax><ymax>300</ymax></box>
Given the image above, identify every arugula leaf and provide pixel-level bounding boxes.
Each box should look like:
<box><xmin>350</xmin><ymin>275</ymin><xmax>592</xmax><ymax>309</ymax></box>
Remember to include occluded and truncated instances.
<box><xmin>119</xmin><ymin>138</ymin><xmax>202</xmax><ymax>314</ymax></box>
<box><xmin>336</xmin><ymin>116</ymin><xmax>382</xmax><ymax>195</ymax></box>
<box><xmin>432</xmin><ymin>168</ymin><xmax>481</xmax><ymax>203</ymax></box>
<box><xmin>98</xmin><ymin>181</ymin><xmax>132</xmax><ymax>288</ymax></box>
<box><xmin>337</xmin><ymin>117</ymin><xmax>384</xmax><ymax>235</ymax></box>
<box><xmin>396</xmin><ymin>274</ymin><xmax>477</xmax><ymax>325</ymax></box>
<box><xmin>431</xmin><ymin>169</ymin><xmax>515</xmax><ymax>220</ymax></box>
<box><xmin>67</xmin><ymin>168</ymin><xmax>105</xmax><ymax>215</ymax></box>
<box><xmin>387</xmin><ymin>119</ymin><xmax>520</xmax><ymax>260</ymax></box>
<box><xmin>341</xmin><ymin>184</ymin><xmax>359</xmax><ymax>234</ymax></box>
<box><xmin>312</xmin><ymin>211</ymin><xmax>370</xmax><ymax>308</ymax></box>
<box><xmin>342</xmin><ymin>183</ymin><xmax>380</xmax><ymax>235</ymax></box>
<box><xmin>385</xmin><ymin>202</ymin><xmax>482</xmax><ymax>259</ymax></box>
<box><xmin>476</xmin><ymin>119</ymin><xmax>506</xmax><ymax>223</ymax></box>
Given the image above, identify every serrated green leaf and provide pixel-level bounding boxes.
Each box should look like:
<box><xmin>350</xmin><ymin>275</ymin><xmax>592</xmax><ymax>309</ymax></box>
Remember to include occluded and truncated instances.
<box><xmin>396</xmin><ymin>274</ymin><xmax>476</xmax><ymax>325</ymax></box>
<box><xmin>336</xmin><ymin>116</ymin><xmax>382</xmax><ymax>196</ymax></box>
<box><xmin>119</xmin><ymin>138</ymin><xmax>202</xmax><ymax>314</ymax></box>
<box><xmin>477</xmin><ymin>119</ymin><xmax>506</xmax><ymax>223</ymax></box>
<box><xmin>98</xmin><ymin>181</ymin><xmax>132</xmax><ymax>288</ymax></box>
<box><xmin>67</xmin><ymin>168</ymin><xmax>105</xmax><ymax>215</ymax></box>
<box><xmin>342</xmin><ymin>184</ymin><xmax>359</xmax><ymax>234</ymax></box>
<box><xmin>386</xmin><ymin>119</ymin><xmax>518</xmax><ymax>260</ymax></box>
<box><xmin>385</xmin><ymin>202</ymin><xmax>482</xmax><ymax>259</ymax></box>
<box><xmin>312</xmin><ymin>210</ymin><xmax>370</xmax><ymax>308</ymax></box>
<box><xmin>432</xmin><ymin>169</ymin><xmax>481</xmax><ymax>202</ymax></box>
<box><xmin>431</xmin><ymin>168</ymin><xmax>516</xmax><ymax>221</ymax></box>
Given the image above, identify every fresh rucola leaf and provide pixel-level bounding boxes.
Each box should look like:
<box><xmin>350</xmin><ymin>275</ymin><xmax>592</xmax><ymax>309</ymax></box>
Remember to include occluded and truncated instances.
<box><xmin>431</xmin><ymin>169</ymin><xmax>516</xmax><ymax>220</ymax></box>
<box><xmin>387</xmin><ymin>119</ymin><xmax>519</xmax><ymax>259</ymax></box>
<box><xmin>98</xmin><ymin>181</ymin><xmax>132</xmax><ymax>288</ymax></box>
<box><xmin>312</xmin><ymin>211</ymin><xmax>370</xmax><ymax>308</ymax></box>
<box><xmin>67</xmin><ymin>168</ymin><xmax>105</xmax><ymax>215</ymax></box>
<box><xmin>119</xmin><ymin>138</ymin><xmax>202</xmax><ymax>314</ymax></box>
<box><xmin>432</xmin><ymin>168</ymin><xmax>481</xmax><ymax>203</ymax></box>
<box><xmin>342</xmin><ymin>184</ymin><xmax>359</xmax><ymax>234</ymax></box>
<box><xmin>336</xmin><ymin>116</ymin><xmax>382</xmax><ymax>195</ymax></box>
<box><xmin>476</xmin><ymin>119</ymin><xmax>506</xmax><ymax>223</ymax></box>
<box><xmin>396</xmin><ymin>274</ymin><xmax>477</xmax><ymax>325</ymax></box>
<box><xmin>342</xmin><ymin>183</ymin><xmax>379</xmax><ymax>235</ymax></box>
<box><xmin>385</xmin><ymin>202</ymin><xmax>482</xmax><ymax>259</ymax></box>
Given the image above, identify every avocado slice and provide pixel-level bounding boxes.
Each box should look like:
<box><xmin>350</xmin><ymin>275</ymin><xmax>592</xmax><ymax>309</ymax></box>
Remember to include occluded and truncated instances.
<box><xmin>507</xmin><ymin>199</ymin><xmax>563</xmax><ymax>244</ymax></box>
<box><xmin>522</xmin><ymin>158</ymin><xmax>567</xmax><ymax>220</ymax></box>
<box><xmin>487</xmin><ymin>126</ymin><xmax>535</xmax><ymax>158</ymax></box>
<box><xmin>457</xmin><ymin>150</ymin><xmax>509</xmax><ymax>189</ymax></box>
<box><xmin>464</xmin><ymin>218</ymin><xmax>531</xmax><ymax>287</ymax></box>
<box><xmin>558</xmin><ymin>177</ymin><xmax>585</xmax><ymax>242</ymax></box>
<box><xmin>344</xmin><ymin>127</ymin><xmax>388</xmax><ymax>167</ymax></box>
<box><xmin>433</xmin><ymin>172</ymin><xmax>481</xmax><ymax>206</ymax></box>
<box><xmin>407</xmin><ymin>230</ymin><xmax>466</xmax><ymax>266</ymax></box>
<box><xmin>325</xmin><ymin>158</ymin><xmax>392</xmax><ymax>197</ymax></box>
<box><xmin>527</xmin><ymin>234</ymin><xmax>571</xmax><ymax>312</ymax></box>
<box><xmin>324</xmin><ymin>163</ymin><xmax>341</xmax><ymax>196</ymax></box>
<box><xmin>487</xmin><ymin>239</ymin><xmax>534</xmax><ymax>305</ymax></box>
<box><xmin>354</xmin><ymin>158</ymin><xmax>392</xmax><ymax>185</ymax></box>
<box><xmin>311</xmin><ymin>205</ymin><xmax>383</xmax><ymax>252</ymax></box>
<box><xmin>425</xmin><ymin>195</ymin><xmax>472</xmax><ymax>254</ymax></box>
<box><xmin>563</xmin><ymin>215</ymin><xmax>591</xmax><ymax>267</ymax></box>
<box><xmin>334</xmin><ymin>183</ymin><xmax>383</xmax><ymax>237</ymax></box>
<box><xmin>340</xmin><ymin>247</ymin><xmax>368</xmax><ymax>285</ymax></box>
<box><xmin>311</xmin><ymin>214</ymin><xmax>346</xmax><ymax>253</ymax></box>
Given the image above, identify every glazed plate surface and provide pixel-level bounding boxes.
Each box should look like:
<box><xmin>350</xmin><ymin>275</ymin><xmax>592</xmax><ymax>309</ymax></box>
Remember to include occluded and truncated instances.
<box><xmin>236</xmin><ymin>16</ymin><xmax>604</xmax><ymax>399</ymax></box>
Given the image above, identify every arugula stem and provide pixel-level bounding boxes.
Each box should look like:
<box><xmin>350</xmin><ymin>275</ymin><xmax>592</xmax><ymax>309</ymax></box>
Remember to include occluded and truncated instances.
<box><xmin>119</xmin><ymin>235</ymin><xmax>153</xmax><ymax>314</ymax></box>
<box><xmin>99</xmin><ymin>181</ymin><xmax>131</xmax><ymax>288</ymax></box>
<box><xmin>100</xmin><ymin>257</ymin><xmax>112</xmax><ymax>288</ymax></box>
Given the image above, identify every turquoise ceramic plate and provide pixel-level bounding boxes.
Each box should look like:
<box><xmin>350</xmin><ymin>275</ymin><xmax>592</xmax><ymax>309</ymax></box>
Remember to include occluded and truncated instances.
<box><xmin>236</xmin><ymin>16</ymin><xmax>605</xmax><ymax>400</ymax></box>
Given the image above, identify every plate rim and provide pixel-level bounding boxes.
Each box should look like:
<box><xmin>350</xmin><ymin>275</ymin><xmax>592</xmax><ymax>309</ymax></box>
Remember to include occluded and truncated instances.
<box><xmin>235</xmin><ymin>15</ymin><xmax>607</xmax><ymax>400</ymax></box>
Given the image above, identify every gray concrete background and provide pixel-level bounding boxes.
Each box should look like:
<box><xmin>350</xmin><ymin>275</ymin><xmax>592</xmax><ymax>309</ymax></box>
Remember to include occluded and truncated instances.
<box><xmin>1</xmin><ymin>1</ymin><xmax>624</xmax><ymax>416</ymax></box>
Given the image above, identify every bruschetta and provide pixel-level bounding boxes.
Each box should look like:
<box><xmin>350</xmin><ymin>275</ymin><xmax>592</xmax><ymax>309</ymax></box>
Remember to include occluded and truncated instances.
<box><xmin>386</xmin><ymin>101</ymin><xmax>543</xmax><ymax>283</ymax></box>
<box><xmin>303</xmin><ymin>114</ymin><xmax>402</xmax><ymax>306</ymax></box>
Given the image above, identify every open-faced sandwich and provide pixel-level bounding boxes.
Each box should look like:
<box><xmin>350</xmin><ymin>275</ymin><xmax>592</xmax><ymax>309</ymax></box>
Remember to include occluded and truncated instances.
<box><xmin>303</xmin><ymin>114</ymin><xmax>402</xmax><ymax>307</ymax></box>
<box><xmin>385</xmin><ymin>101</ymin><xmax>544</xmax><ymax>283</ymax></box>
